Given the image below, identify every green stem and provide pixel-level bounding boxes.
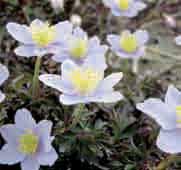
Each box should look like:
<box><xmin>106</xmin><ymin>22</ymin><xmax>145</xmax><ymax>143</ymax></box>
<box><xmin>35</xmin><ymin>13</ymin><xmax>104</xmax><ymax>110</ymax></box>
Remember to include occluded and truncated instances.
<box><xmin>32</xmin><ymin>56</ymin><xmax>41</xmax><ymax>99</ymax></box>
<box><xmin>156</xmin><ymin>155</ymin><xmax>179</xmax><ymax>170</ymax></box>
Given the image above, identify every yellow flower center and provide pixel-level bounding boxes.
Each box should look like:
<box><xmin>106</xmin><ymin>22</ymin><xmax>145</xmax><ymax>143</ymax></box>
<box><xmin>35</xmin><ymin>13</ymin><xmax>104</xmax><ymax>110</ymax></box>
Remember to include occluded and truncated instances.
<box><xmin>176</xmin><ymin>106</ymin><xmax>181</xmax><ymax>125</ymax></box>
<box><xmin>69</xmin><ymin>68</ymin><xmax>102</xmax><ymax>95</ymax></box>
<box><xmin>30</xmin><ymin>22</ymin><xmax>56</xmax><ymax>47</ymax></box>
<box><xmin>116</xmin><ymin>0</ymin><xmax>130</xmax><ymax>10</ymax></box>
<box><xmin>120</xmin><ymin>31</ymin><xmax>138</xmax><ymax>53</ymax></box>
<box><xmin>19</xmin><ymin>132</ymin><xmax>38</xmax><ymax>155</ymax></box>
<box><xmin>69</xmin><ymin>38</ymin><xmax>88</xmax><ymax>59</ymax></box>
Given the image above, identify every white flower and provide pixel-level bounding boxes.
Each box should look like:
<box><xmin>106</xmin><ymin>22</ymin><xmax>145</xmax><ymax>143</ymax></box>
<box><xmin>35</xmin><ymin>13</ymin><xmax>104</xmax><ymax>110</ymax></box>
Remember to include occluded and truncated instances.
<box><xmin>49</xmin><ymin>0</ymin><xmax>64</xmax><ymax>13</ymax></box>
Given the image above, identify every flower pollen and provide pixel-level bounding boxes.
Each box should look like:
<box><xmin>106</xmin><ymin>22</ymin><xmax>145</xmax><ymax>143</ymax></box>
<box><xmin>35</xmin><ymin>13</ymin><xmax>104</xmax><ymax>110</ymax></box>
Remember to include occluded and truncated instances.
<box><xmin>30</xmin><ymin>22</ymin><xmax>56</xmax><ymax>47</ymax></box>
<box><xmin>69</xmin><ymin>68</ymin><xmax>101</xmax><ymax>95</ymax></box>
<box><xmin>120</xmin><ymin>31</ymin><xmax>138</xmax><ymax>53</ymax></box>
<box><xmin>116</xmin><ymin>0</ymin><xmax>129</xmax><ymax>10</ymax></box>
<box><xmin>19</xmin><ymin>131</ymin><xmax>38</xmax><ymax>155</ymax></box>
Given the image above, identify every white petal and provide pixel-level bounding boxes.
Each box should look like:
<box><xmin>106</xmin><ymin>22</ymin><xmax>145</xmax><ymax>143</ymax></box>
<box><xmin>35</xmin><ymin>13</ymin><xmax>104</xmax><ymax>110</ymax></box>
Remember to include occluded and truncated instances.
<box><xmin>21</xmin><ymin>157</ymin><xmax>40</xmax><ymax>170</ymax></box>
<box><xmin>90</xmin><ymin>92</ymin><xmax>124</xmax><ymax>103</ymax></box>
<box><xmin>175</xmin><ymin>36</ymin><xmax>181</xmax><ymax>46</ymax></box>
<box><xmin>37</xmin><ymin>148</ymin><xmax>58</xmax><ymax>166</ymax></box>
<box><xmin>165</xmin><ymin>85</ymin><xmax>181</xmax><ymax>108</ymax></box>
<box><xmin>0</xmin><ymin>91</ymin><xmax>5</xmax><ymax>103</ymax></box>
<box><xmin>6</xmin><ymin>23</ymin><xmax>33</xmax><ymax>44</ymax></box>
<box><xmin>15</xmin><ymin>45</ymin><xmax>37</xmax><ymax>57</ymax></box>
<box><xmin>35</xmin><ymin>120</ymin><xmax>53</xmax><ymax>152</ymax></box>
<box><xmin>135</xmin><ymin>30</ymin><xmax>149</xmax><ymax>46</ymax></box>
<box><xmin>0</xmin><ymin>64</ymin><xmax>9</xmax><ymax>86</ymax></box>
<box><xmin>0</xmin><ymin>144</ymin><xmax>25</xmax><ymax>165</ymax></box>
<box><xmin>98</xmin><ymin>72</ymin><xmax>123</xmax><ymax>92</ymax></box>
<box><xmin>15</xmin><ymin>108</ymin><xmax>36</xmax><ymax>130</ymax></box>
<box><xmin>39</xmin><ymin>74</ymin><xmax>73</xmax><ymax>94</ymax></box>
<box><xmin>136</xmin><ymin>98</ymin><xmax>176</xmax><ymax>130</ymax></box>
<box><xmin>157</xmin><ymin>129</ymin><xmax>181</xmax><ymax>154</ymax></box>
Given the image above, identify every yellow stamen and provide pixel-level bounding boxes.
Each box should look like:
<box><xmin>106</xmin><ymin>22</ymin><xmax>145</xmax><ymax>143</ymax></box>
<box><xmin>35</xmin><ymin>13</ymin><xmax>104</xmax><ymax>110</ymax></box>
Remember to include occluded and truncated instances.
<box><xmin>19</xmin><ymin>131</ymin><xmax>38</xmax><ymax>155</ymax></box>
<box><xmin>70</xmin><ymin>38</ymin><xmax>88</xmax><ymax>58</ymax></box>
<box><xmin>69</xmin><ymin>68</ymin><xmax>102</xmax><ymax>95</ymax></box>
<box><xmin>30</xmin><ymin>22</ymin><xmax>56</xmax><ymax>47</ymax></box>
<box><xmin>116</xmin><ymin>0</ymin><xmax>130</xmax><ymax>10</ymax></box>
<box><xmin>120</xmin><ymin>31</ymin><xmax>138</xmax><ymax>53</ymax></box>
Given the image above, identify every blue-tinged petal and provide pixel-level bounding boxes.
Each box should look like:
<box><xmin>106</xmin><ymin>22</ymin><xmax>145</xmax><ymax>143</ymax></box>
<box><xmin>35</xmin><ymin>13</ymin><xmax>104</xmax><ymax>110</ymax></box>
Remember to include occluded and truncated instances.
<box><xmin>175</xmin><ymin>36</ymin><xmax>181</xmax><ymax>46</ymax></box>
<box><xmin>59</xmin><ymin>94</ymin><xmax>88</xmax><ymax>105</ymax></box>
<box><xmin>165</xmin><ymin>85</ymin><xmax>181</xmax><ymax>108</ymax></box>
<box><xmin>35</xmin><ymin>120</ymin><xmax>53</xmax><ymax>152</ymax></box>
<box><xmin>39</xmin><ymin>74</ymin><xmax>74</xmax><ymax>95</ymax></box>
<box><xmin>37</xmin><ymin>148</ymin><xmax>58</xmax><ymax>166</ymax></box>
<box><xmin>134</xmin><ymin>1</ymin><xmax>147</xmax><ymax>11</ymax></box>
<box><xmin>30</xmin><ymin>19</ymin><xmax>44</xmax><ymax>27</ymax></box>
<box><xmin>97</xmin><ymin>72</ymin><xmax>123</xmax><ymax>92</ymax></box>
<box><xmin>15</xmin><ymin>108</ymin><xmax>36</xmax><ymax>131</ymax></box>
<box><xmin>89</xmin><ymin>91</ymin><xmax>124</xmax><ymax>103</ymax></box>
<box><xmin>136</xmin><ymin>98</ymin><xmax>176</xmax><ymax>130</ymax></box>
<box><xmin>21</xmin><ymin>157</ymin><xmax>40</xmax><ymax>170</ymax></box>
<box><xmin>15</xmin><ymin>45</ymin><xmax>49</xmax><ymax>57</ymax></box>
<box><xmin>0</xmin><ymin>124</ymin><xmax>23</xmax><ymax>146</ymax></box>
<box><xmin>73</xmin><ymin>27</ymin><xmax>88</xmax><ymax>39</ymax></box>
<box><xmin>54</xmin><ymin>21</ymin><xmax>73</xmax><ymax>42</ymax></box>
<box><xmin>0</xmin><ymin>63</ymin><xmax>9</xmax><ymax>86</ymax></box>
<box><xmin>107</xmin><ymin>34</ymin><xmax>120</xmax><ymax>50</ymax></box>
<box><xmin>6</xmin><ymin>23</ymin><xmax>33</xmax><ymax>44</ymax></box>
<box><xmin>157</xmin><ymin>129</ymin><xmax>181</xmax><ymax>154</ymax></box>
<box><xmin>135</xmin><ymin>30</ymin><xmax>149</xmax><ymax>46</ymax></box>
<box><xmin>0</xmin><ymin>91</ymin><xmax>5</xmax><ymax>103</ymax></box>
<box><xmin>0</xmin><ymin>144</ymin><xmax>25</xmax><ymax>165</ymax></box>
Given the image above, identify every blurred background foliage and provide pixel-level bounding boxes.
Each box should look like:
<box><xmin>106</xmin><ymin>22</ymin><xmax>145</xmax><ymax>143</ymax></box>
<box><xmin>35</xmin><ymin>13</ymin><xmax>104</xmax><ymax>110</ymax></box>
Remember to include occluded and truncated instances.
<box><xmin>0</xmin><ymin>0</ymin><xmax>181</xmax><ymax>170</ymax></box>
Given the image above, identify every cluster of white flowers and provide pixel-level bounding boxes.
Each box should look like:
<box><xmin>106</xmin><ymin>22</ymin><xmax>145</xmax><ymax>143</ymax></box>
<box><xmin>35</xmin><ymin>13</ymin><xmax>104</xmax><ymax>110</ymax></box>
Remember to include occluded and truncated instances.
<box><xmin>0</xmin><ymin>1</ymin><xmax>180</xmax><ymax>170</ymax></box>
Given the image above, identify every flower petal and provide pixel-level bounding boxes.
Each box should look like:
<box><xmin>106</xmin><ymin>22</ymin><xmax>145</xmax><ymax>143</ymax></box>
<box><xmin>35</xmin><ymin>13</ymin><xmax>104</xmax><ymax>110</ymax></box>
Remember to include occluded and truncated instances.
<box><xmin>0</xmin><ymin>124</ymin><xmax>23</xmax><ymax>145</ymax></box>
<box><xmin>135</xmin><ymin>30</ymin><xmax>149</xmax><ymax>46</ymax></box>
<box><xmin>0</xmin><ymin>91</ymin><xmax>5</xmax><ymax>103</ymax></box>
<box><xmin>15</xmin><ymin>45</ymin><xmax>48</xmax><ymax>57</ymax></box>
<box><xmin>6</xmin><ymin>22</ymin><xmax>33</xmax><ymax>44</ymax></box>
<box><xmin>0</xmin><ymin>144</ymin><xmax>25</xmax><ymax>165</ymax></box>
<box><xmin>157</xmin><ymin>129</ymin><xmax>181</xmax><ymax>154</ymax></box>
<box><xmin>35</xmin><ymin>120</ymin><xmax>53</xmax><ymax>152</ymax></box>
<box><xmin>175</xmin><ymin>36</ymin><xmax>181</xmax><ymax>46</ymax></box>
<box><xmin>165</xmin><ymin>85</ymin><xmax>181</xmax><ymax>108</ymax></box>
<box><xmin>39</xmin><ymin>74</ymin><xmax>74</xmax><ymax>94</ymax></box>
<box><xmin>136</xmin><ymin>98</ymin><xmax>176</xmax><ymax>130</ymax></box>
<box><xmin>37</xmin><ymin>148</ymin><xmax>58</xmax><ymax>166</ymax></box>
<box><xmin>89</xmin><ymin>92</ymin><xmax>124</xmax><ymax>103</ymax></box>
<box><xmin>0</xmin><ymin>64</ymin><xmax>9</xmax><ymax>86</ymax></box>
<box><xmin>15</xmin><ymin>108</ymin><xmax>36</xmax><ymax>131</ymax></box>
<box><xmin>21</xmin><ymin>157</ymin><xmax>40</xmax><ymax>170</ymax></box>
<box><xmin>73</xmin><ymin>27</ymin><xmax>87</xmax><ymax>39</ymax></box>
<box><xmin>98</xmin><ymin>72</ymin><xmax>123</xmax><ymax>92</ymax></box>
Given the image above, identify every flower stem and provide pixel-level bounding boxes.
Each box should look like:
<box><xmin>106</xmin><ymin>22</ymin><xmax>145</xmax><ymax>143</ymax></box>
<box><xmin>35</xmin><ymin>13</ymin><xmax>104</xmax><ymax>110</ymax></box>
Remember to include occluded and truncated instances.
<box><xmin>32</xmin><ymin>56</ymin><xmax>41</xmax><ymax>99</ymax></box>
<box><xmin>156</xmin><ymin>155</ymin><xmax>179</xmax><ymax>170</ymax></box>
<box><xmin>132</xmin><ymin>58</ymin><xmax>139</xmax><ymax>74</ymax></box>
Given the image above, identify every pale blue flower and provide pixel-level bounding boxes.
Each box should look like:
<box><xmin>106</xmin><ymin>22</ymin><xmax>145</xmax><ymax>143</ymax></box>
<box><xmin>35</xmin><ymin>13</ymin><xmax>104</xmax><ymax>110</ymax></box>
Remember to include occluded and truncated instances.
<box><xmin>137</xmin><ymin>85</ymin><xmax>181</xmax><ymax>154</ymax></box>
<box><xmin>0</xmin><ymin>63</ymin><xmax>9</xmax><ymax>102</ymax></box>
<box><xmin>175</xmin><ymin>35</ymin><xmax>181</xmax><ymax>46</ymax></box>
<box><xmin>103</xmin><ymin>0</ymin><xmax>146</xmax><ymax>18</ymax></box>
<box><xmin>0</xmin><ymin>108</ymin><xmax>58</xmax><ymax>170</ymax></box>
<box><xmin>107</xmin><ymin>29</ymin><xmax>149</xmax><ymax>59</ymax></box>
<box><xmin>39</xmin><ymin>59</ymin><xmax>123</xmax><ymax>105</ymax></box>
<box><xmin>7</xmin><ymin>19</ymin><xmax>73</xmax><ymax>57</ymax></box>
<box><xmin>52</xmin><ymin>27</ymin><xmax>108</xmax><ymax>68</ymax></box>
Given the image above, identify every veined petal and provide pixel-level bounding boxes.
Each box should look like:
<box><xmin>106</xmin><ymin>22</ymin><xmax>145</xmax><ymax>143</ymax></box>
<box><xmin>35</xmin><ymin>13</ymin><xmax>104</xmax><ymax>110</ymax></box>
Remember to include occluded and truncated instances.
<box><xmin>6</xmin><ymin>22</ymin><xmax>33</xmax><ymax>44</ymax></box>
<box><xmin>0</xmin><ymin>124</ymin><xmax>23</xmax><ymax>145</ymax></box>
<box><xmin>0</xmin><ymin>63</ymin><xmax>9</xmax><ymax>86</ymax></box>
<box><xmin>15</xmin><ymin>108</ymin><xmax>36</xmax><ymax>131</ymax></box>
<box><xmin>157</xmin><ymin>129</ymin><xmax>181</xmax><ymax>154</ymax></box>
<box><xmin>165</xmin><ymin>85</ymin><xmax>181</xmax><ymax>108</ymax></box>
<box><xmin>21</xmin><ymin>157</ymin><xmax>40</xmax><ymax>170</ymax></box>
<box><xmin>35</xmin><ymin>120</ymin><xmax>53</xmax><ymax>152</ymax></box>
<box><xmin>0</xmin><ymin>144</ymin><xmax>25</xmax><ymax>165</ymax></box>
<box><xmin>136</xmin><ymin>98</ymin><xmax>176</xmax><ymax>130</ymax></box>
<box><xmin>37</xmin><ymin>148</ymin><xmax>58</xmax><ymax>166</ymax></box>
<box><xmin>98</xmin><ymin>72</ymin><xmax>123</xmax><ymax>92</ymax></box>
